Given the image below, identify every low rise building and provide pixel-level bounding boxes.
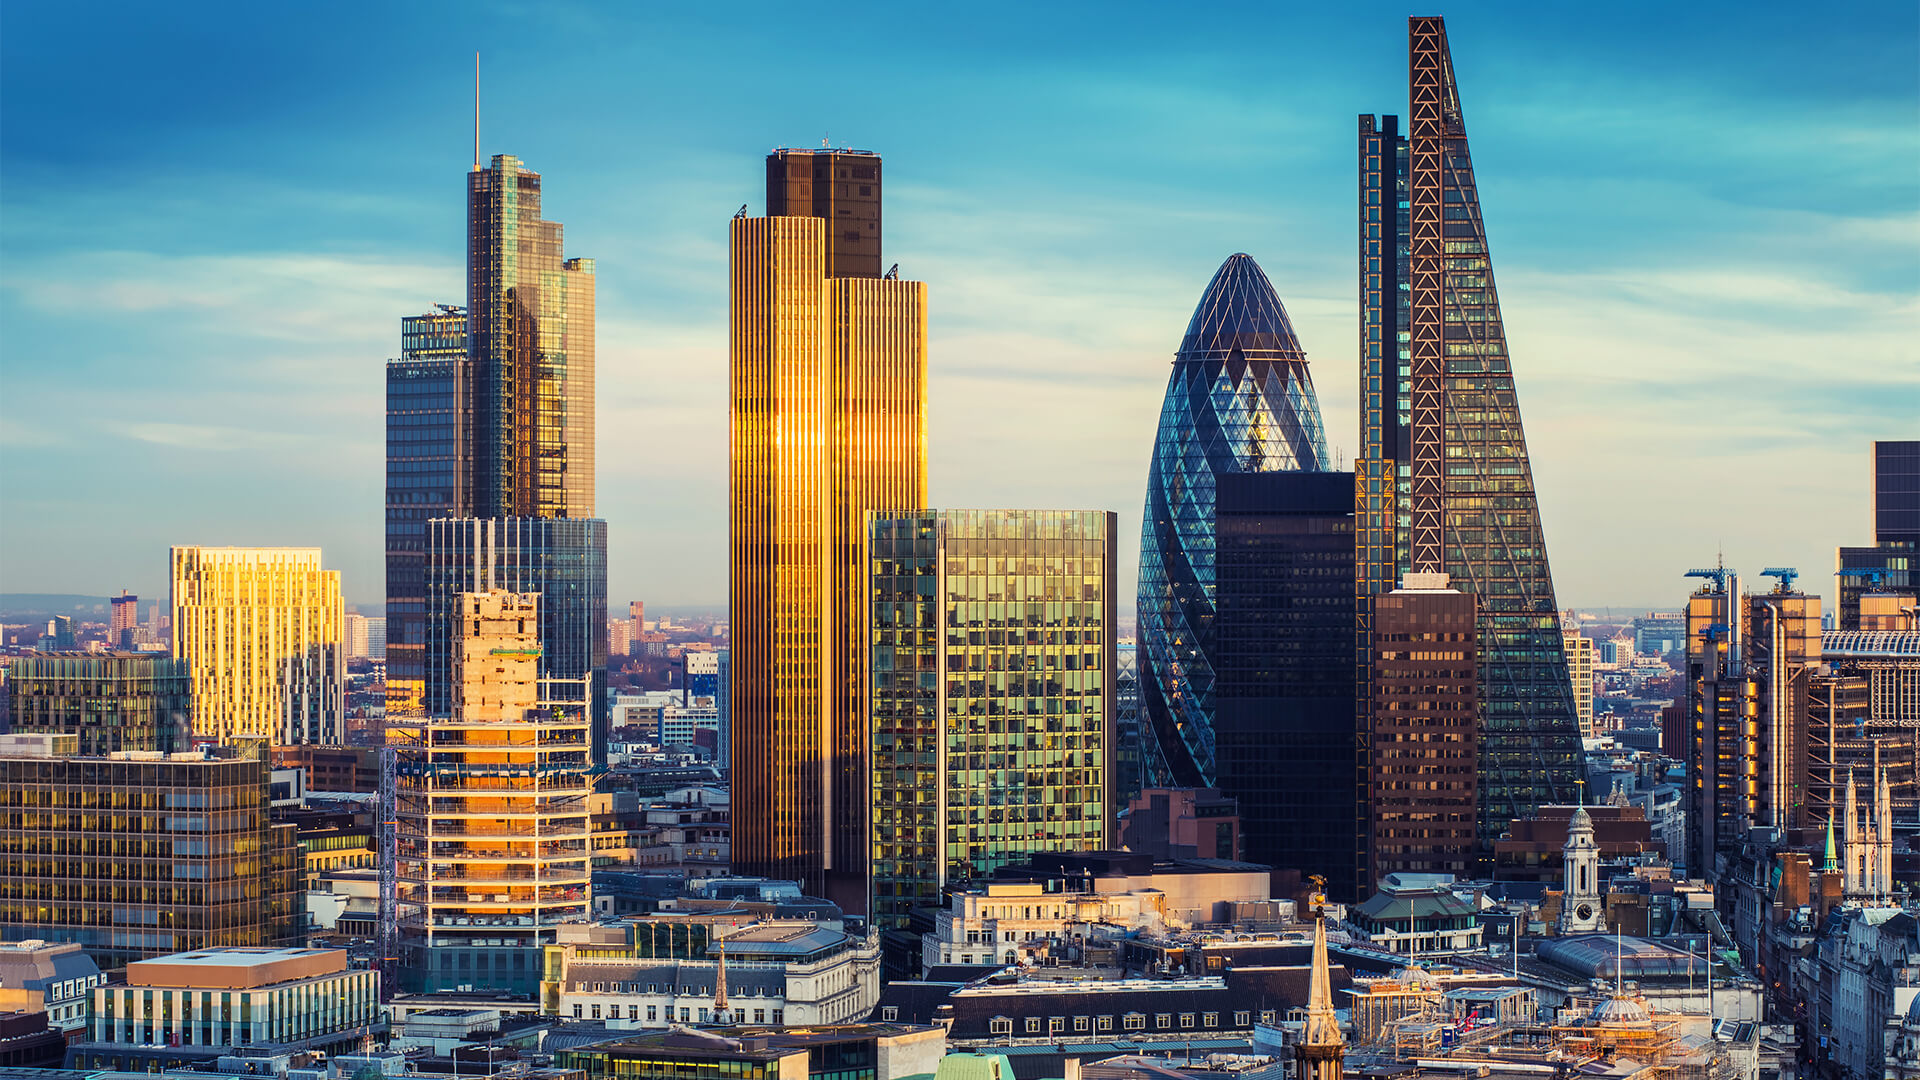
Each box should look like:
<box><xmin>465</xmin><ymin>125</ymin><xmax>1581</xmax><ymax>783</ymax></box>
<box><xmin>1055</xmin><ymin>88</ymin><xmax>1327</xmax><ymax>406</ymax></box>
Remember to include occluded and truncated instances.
<box><xmin>69</xmin><ymin>947</ymin><xmax>381</xmax><ymax>1072</ymax></box>
<box><xmin>1808</xmin><ymin>904</ymin><xmax>1920</xmax><ymax>1080</ymax></box>
<box><xmin>0</xmin><ymin>1008</ymin><xmax>65</xmax><ymax>1069</ymax></box>
<box><xmin>588</xmin><ymin>791</ymin><xmax>729</xmax><ymax>874</ymax></box>
<box><xmin>877</xmin><ymin>965</ymin><xmax>1353</xmax><ymax>1053</ymax></box>
<box><xmin>1345</xmin><ymin>874</ymin><xmax>1484</xmax><ymax>955</ymax></box>
<box><xmin>0</xmin><ymin>940</ymin><xmax>105</xmax><ymax>1031</ymax></box>
<box><xmin>271</xmin><ymin>745</ymin><xmax>383</xmax><ymax>793</ymax></box>
<box><xmin>924</xmin><ymin>854</ymin><xmax>1275</xmax><ymax>974</ymax></box>
<box><xmin>543</xmin><ymin>917</ymin><xmax>880</xmax><ymax>1029</ymax></box>
<box><xmin>1491</xmin><ymin>803</ymin><xmax>1663</xmax><ymax>885</ymax></box>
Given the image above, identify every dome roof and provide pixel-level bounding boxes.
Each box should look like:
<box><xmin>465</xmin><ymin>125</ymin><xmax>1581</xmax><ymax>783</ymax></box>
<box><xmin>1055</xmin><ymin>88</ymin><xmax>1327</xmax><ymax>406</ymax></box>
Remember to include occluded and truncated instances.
<box><xmin>1907</xmin><ymin>994</ymin><xmax>1920</xmax><ymax>1023</ymax></box>
<box><xmin>1401</xmin><ymin>965</ymin><xmax>1440</xmax><ymax>988</ymax></box>
<box><xmin>1591</xmin><ymin>994</ymin><xmax>1653</xmax><ymax>1026</ymax></box>
<box><xmin>1177</xmin><ymin>254</ymin><xmax>1307</xmax><ymax>360</ymax></box>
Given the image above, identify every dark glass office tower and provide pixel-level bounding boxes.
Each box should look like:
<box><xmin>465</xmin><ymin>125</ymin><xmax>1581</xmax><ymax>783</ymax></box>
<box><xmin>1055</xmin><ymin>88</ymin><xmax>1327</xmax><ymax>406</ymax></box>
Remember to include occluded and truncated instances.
<box><xmin>1138</xmin><ymin>254</ymin><xmax>1331</xmax><ymax>792</ymax></box>
<box><xmin>1213</xmin><ymin>470</ymin><xmax>1356</xmax><ymax>898</ymax></box>
<box><xmin>1358</xmin><ymin>17</ymin><xmax>1583</xmax><ymax>856</ymax></box>
<box><xmin>467</xmin><ymin>154</ymin><xmax>596</xmax><ymax>520</ymax></box>
<box><xmin>766</xmin><ymin>149</ymin><xmax>882</xmax><ymax>279</ymax></box>
<box><xmin>1837</xmin><ymin>440</ymin><xmax>1919</xmax><ymax>629</ymax></box>
<box><xmin>424</xmin><ymin>517</ymin><xmax>610</xmax><ymax>763</ymax></box>
<box><xmin>385</xmin><ymin>307</ymin><xmax>466</xmax><ymax>717</ymax></box>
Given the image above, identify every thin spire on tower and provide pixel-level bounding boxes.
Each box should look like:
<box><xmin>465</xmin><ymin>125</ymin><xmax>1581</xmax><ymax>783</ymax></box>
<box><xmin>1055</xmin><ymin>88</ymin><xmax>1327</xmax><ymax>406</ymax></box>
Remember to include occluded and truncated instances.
<box><xmin>1298</xmin><ymin>901</ymin><xmax>1346</xmax><ymax>1074</ymax></box>
<box><xmin>473</xmin><ymin>52</ymin><xmax>480</xmax><ymax>171</ymax></box>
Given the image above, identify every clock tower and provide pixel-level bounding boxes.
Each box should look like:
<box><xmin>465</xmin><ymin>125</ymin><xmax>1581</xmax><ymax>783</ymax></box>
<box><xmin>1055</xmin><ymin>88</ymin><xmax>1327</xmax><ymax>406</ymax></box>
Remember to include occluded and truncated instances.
<box><xmin>1559</xmin><ymin>805</ymin><xmax>1606</xmax><ymax>934</ymax></box>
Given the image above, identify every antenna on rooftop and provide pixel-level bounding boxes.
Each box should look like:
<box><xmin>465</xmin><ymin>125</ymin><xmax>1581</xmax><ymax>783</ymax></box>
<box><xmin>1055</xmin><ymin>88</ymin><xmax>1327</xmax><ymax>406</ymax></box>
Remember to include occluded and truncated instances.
<box><xmin>473</xmin><ymin>53</ymin><xmax>481</xmax><ymax>171</ymax></box>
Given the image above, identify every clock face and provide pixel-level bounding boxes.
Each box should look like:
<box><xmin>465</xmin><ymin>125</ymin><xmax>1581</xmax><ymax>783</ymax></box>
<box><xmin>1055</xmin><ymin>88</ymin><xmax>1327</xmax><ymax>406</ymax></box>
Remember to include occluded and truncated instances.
<box><xmin>1577</xmin><ymin>904</ymin><xmax>1595</xmax><ymax>921</ymax></box>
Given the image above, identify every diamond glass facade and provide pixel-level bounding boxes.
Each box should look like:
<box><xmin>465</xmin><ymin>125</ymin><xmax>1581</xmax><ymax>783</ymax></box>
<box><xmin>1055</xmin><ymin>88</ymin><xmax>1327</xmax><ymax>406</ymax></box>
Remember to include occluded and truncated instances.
<box><xmin>1358</xmin><ymin>18</ymin><xmax>1583</xmax><ymax>853</ymax></box>
<box><xmin>1137</xmin><ymin>254</ymin><xmax>1330</xmax><ymax>790</ymax></box>
<box><xmin>869</xmin><ymin>510</ymin><xmax>1116</xmax><ymax>932</ymax></box>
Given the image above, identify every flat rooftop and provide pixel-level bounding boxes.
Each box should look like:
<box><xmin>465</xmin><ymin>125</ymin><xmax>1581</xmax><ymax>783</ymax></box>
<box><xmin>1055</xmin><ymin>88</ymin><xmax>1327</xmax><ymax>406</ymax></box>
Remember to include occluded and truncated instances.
<box><xmin>129</xmin><ymin>947</ymin><xmax>349</xmax><ymax>989</ymax></box>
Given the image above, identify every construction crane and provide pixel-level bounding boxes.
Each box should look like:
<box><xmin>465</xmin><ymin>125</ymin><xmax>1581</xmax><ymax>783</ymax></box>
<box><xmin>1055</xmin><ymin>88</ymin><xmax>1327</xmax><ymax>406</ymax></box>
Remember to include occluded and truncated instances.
<box><xmin>1685</xmin><ymin>566</ymin><xmax>1735</xmax><ymax>592</ymax></box>
<box><xmin>1760</xmin><ymin>567</ymin><xmax>1799</xmax><ymax>592</ymax></box>
<box><xmin>1838</xmin><ymin>566</ymin><xmax>1893</xmax><ymax>589</ymax></box>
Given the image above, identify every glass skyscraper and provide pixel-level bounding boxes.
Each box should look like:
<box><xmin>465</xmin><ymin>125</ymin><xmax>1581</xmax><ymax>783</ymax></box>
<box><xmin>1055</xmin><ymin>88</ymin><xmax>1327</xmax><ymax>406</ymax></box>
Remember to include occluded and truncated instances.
<box><xmin>424</xmin><ymin>517</ymin><xmax>609</xmax><ymax>762</ymax></box>
<box><xmin>728</xmin><ymin>152</ymin><xmax>929</xmax><ymax>911</ymax></box>
<box><xmin>386</xmin><ymin>153</ymin><xmax>606</xmax><ymax>747</ymax></box>
<box><xmin>1837</xmin><ymin>440</ymin><xmax>1918</xmax><ymax>629</ymax></box>
<box><xmin>1357</xmin><ymin>17</ymin><xmax>1583</xmax><ymax>853</ymax></box>
<box><xmin>1212</xmin><ymin>470</ymin><xmax>1356</xmax><ymax>898</ymax></box>
<box><xmin>869</xmin><ymin>509</ymin><xmax>1116</xmax><ymax>934</ymax></box>
<box><xmin>1137</xmin><ymin>253</ymin><xmax>1331</xmax><ymax>792</ymax></box>
<box><xmin>385</xmin><ymin>307</ymin><xmax>466</xmax><ymax>717</ymax></box>
<box><xmin>467</xmin><ymin>154</ymin><xmax>596</xmax><ymax>521</ymax></box>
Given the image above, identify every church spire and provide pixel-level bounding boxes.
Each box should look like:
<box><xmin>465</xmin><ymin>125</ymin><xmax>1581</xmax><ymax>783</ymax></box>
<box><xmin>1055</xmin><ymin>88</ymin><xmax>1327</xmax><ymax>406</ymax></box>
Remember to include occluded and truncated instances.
<box><xmin>1824</xmin><ymin>816</ymin><xmax>1839</xmax><ymax>873</ymax></box>
<box><xmin>712</xmin><ymin>925</ymin><xmax>729</xmax><ymax>1021</ymax></box>
<box><xmin>1845</xmin><ymin>768</ymin><xmax>1862</xmax><ymax>896</ymax></box>
<box><xmin>1296</xmin><ymin>902</ymin><xmax>1345</xmax><ymax>1080</ymax></box>
<box><xmin>1876</xmin><ymin>742</ymin><xmax>1894</xmax><ymax>898</ymax></box>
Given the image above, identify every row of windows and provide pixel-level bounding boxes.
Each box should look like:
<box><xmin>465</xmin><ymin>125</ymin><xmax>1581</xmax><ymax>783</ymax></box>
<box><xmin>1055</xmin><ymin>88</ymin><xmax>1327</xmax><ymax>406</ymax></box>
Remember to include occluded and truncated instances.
<box><xmin>985</xmin><ymin>1009</ymin><xmax>1267</xmax><ymax>1035</ymax></box>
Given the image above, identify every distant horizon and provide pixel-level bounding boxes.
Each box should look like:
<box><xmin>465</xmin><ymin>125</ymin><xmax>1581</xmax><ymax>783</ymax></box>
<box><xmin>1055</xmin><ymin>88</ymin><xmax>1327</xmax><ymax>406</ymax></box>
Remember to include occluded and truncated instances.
<box><xmin>0</xmin><ymin>589</ymin><xmax>1792</xmax><ymax>626</ymax></box>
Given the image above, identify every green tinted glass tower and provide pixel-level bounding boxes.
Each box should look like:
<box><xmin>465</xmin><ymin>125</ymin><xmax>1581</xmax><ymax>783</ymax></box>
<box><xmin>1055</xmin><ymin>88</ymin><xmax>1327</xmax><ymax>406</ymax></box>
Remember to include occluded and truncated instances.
<box><xmin>1357</xmin><ymin>17</ymin><xmax>1583</xmax><ymax>865</ymax></box>
<box><xmin>869</xmin><ymin>510</ymin><xmax>1117</xmax><ymax>935</ymax></box>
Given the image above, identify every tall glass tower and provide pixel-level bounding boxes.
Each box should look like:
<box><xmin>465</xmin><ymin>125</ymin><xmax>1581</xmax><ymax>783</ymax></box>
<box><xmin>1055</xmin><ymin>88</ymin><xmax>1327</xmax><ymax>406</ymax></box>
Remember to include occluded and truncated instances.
<box><xmin>466</xmin><ymin>154</ymin><xmax>596</xmax><ymax>520</ymax></box>
<box><xmin>1358</xmin><ymin>17</ymin><xmax>1583</xmax><ymax>857</ymax></box>
<box><xmin>869</xmin><ymin>510</ymin><xmax>1115</xmax><ymax>938</ymax></box>
<box><xmin>1137</xmin><ymin>254</ymin><xmax>1331</xmax><ymax>789</ymax></box>
<box><xmin>385</xmin><ymin>307</ymin><xmax>465</xmax><ymax>717</ymax></box>
<box><xmin>727</xmin><ymin>156</ymin><xmax>928</xmax><ymax>910</ymax></box>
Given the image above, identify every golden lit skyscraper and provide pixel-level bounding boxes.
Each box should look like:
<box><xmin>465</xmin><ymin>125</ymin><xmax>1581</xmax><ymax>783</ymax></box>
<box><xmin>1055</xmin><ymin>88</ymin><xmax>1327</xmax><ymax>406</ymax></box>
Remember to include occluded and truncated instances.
<box><xmin>467</xmin><ymin>153</ymin><xmax>595</xmax><ymax>520</ymax></box>
<box><xmin>728</xmin><ymin>199</ymin><xmax>927</xmax><ymax>909</ymax></box>
<box><xmin>170</xmin><ymin>546</ymin><xmax>344</xmax><ymax>745</ymax></box>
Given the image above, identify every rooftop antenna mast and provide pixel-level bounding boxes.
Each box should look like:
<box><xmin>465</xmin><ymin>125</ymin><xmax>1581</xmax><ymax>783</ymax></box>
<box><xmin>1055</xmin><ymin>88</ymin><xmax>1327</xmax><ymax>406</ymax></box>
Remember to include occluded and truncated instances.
<box><xmin>473</xmin><ymin>52</ymin><xmax>481</xmax><ymax>171</ymax></box>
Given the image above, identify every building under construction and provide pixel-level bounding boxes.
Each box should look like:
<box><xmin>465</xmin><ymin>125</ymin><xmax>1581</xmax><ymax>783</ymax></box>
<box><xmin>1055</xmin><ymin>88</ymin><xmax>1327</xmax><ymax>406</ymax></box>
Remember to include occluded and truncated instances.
<box><xmin>389</xmin><ymin>591</ymin><xmax>593</xmax><ymax>996</ymax></box>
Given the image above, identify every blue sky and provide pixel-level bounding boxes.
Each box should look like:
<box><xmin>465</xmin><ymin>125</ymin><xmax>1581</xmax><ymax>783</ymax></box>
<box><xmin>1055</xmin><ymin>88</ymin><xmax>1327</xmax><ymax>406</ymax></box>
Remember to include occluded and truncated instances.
<box><xmin>3</xmin><ymin>1</ymin><xmax>1915</xmax><ymax>614</ymax></box>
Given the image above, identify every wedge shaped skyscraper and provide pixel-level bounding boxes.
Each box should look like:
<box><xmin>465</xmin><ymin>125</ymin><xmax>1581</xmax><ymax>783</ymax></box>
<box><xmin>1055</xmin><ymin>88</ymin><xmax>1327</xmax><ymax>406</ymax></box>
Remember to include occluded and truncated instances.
<box><xmin>1358</xmin><ymin>16</ymin><xmax>1583</xmax><ymax>861</ymax></box>
<box><xmin>1128</xmin><ymin>255</ymin><xmax>1344</xmax><ymax>810</ymax></box>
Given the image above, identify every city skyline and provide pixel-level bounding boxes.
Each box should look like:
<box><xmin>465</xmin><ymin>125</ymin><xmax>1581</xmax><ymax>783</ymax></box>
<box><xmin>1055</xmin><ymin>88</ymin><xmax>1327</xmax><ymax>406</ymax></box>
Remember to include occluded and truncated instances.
<box><xmin>3</xmin><ymin>3</ymin><xmax>1917</xmax><ymax>613</ymax></box>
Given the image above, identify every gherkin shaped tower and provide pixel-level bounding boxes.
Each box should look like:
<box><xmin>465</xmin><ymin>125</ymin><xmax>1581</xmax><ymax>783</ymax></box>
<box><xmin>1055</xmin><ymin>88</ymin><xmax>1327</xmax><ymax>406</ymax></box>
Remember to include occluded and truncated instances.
<box><xmin>1138</xmin><ymin>254</ymin><xmax>1330</xmax><ymax>789</ymax></box>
